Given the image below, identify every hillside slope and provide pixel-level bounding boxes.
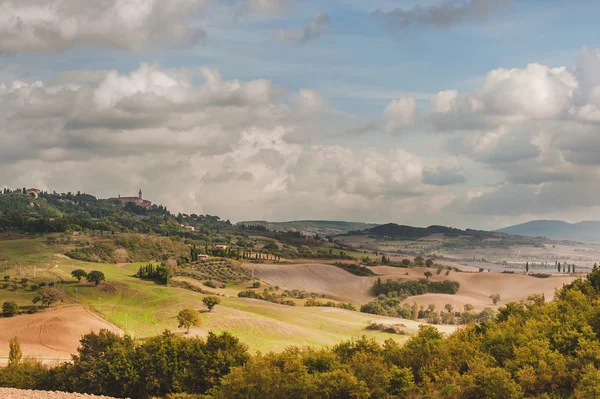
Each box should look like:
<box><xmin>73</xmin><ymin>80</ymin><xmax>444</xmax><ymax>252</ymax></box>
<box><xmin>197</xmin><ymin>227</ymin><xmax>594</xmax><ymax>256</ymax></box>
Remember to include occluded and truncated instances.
<box><xmin>237</xmin><ymin>220</ymin><xmax>378</xmax><ymax>236</ymax></box>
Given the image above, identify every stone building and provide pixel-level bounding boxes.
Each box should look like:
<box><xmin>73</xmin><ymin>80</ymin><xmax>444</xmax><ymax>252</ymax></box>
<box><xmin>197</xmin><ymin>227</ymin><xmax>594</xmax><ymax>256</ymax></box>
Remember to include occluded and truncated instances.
<box><xmin>111</xmin><ymin>189</ymin><xmax>152</xmax><ymax>209</ymax></box>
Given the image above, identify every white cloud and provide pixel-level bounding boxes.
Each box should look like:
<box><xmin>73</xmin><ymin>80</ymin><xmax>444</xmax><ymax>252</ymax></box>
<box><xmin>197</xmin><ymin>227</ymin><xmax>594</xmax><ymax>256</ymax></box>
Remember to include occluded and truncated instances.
<box><xmin>0</xmin><ymin>63</ymin><xmax>465</xmax><ymax>224</ymax></box>
<box><xmin>0</xmin><ymin>0</ymin><xmax>207</xmax><ymax>53</ymax></box>
<box><xmin>383</xmin><ymin>96</ymin><xmax>416</xmax><ymax>132</ymax></box>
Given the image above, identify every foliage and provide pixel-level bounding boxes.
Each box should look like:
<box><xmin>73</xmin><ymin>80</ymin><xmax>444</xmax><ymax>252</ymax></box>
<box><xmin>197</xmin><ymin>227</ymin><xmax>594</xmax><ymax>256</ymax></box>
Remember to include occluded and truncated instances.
<box><xmin>237</xmin><ymin>290</ymin><xmax>296</xmax><ymax>306</ymax></box>
<box><xmin>490</xmin><ymin>293</ymin><xmax>501</xmax><ymax>305</ymax></box>
<box><xmin>2</xmin><ymin>301</ymin><xmax>18</xmax><ymax>317</ymax></box>
<box><xmin>202</xmin><ymin>296</ymin><xmax>220</xmax><ymax>312</ymax></box>
<box><xmin>176</xmin><ymin>259</ymin><xmax>251</xmax><ymax>284</ymax></box>
<box><xmin>177</xmin><ymin>309</ymin><xmax>202</xmax><ymax>333</ymax></box>
<box><xmin>7</xmin><ymin>275</ymin><xmax>600</xmax><ymax>398</ymax></box>
<box><xmin>136</xmin><ymin>263</ymin><xmax>173</xmax><ymax>284</ymax></box>
<box><xmin>372</xmin><ymin>277</ymin><xmax>460</xmax><ymax>298</ymax></box>
<box><xmin>304</xmin><ymin>298</ymin><xmax>356</xmax><ymax>311</ymax></box>
<box><xmin>66</xmin><ymin>235</ymin><xmax>190</xmax><ymax>264</ymax></box>
<box><xmin>86</xmin><ymin>270</ymin><xmax>105</xmax><ymax>286</ymax></box>
<box><xmin>71</xmin><ymin>269</ymin><xmax>87</xmax><ymax>282</ymax></box>
<box><xmin>332</xmin><ymin>262</ymin><xmax>376</xmax><ymax>276</ymax></box>
<box><xmin>32</xmin><ymin>286</ymin><xmax>65</xmax><ymax>308</ymax></box>
<box><xmin>8</xmin><ymin>336</ymin><xmax>22</xmax><ymax>367</ymax></box>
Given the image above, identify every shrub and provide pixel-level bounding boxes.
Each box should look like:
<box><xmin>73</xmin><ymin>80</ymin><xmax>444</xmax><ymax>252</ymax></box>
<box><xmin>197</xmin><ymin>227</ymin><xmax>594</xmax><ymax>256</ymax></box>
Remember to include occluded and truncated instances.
<box><xmin>2</xmin><ymin>301</ymin><xmax>18</xmax><ymax>317</ymax></box>
<box><xmin>203</xmin><ymin>280</ymin><xmax>217</xmax><ymax>289</ymax></box>
<box><xmin>252</xmin><ymin>281</ymin><xmax>261</xmax><ymax>288</ymax></box>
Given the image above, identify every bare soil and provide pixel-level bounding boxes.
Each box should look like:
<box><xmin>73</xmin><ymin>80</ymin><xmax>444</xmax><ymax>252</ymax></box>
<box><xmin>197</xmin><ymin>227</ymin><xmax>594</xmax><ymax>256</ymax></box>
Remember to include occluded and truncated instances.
<box><xmin>0</xmin><ymin>306</ymin><xmax>122</xmax><ymax>366</ymax></box>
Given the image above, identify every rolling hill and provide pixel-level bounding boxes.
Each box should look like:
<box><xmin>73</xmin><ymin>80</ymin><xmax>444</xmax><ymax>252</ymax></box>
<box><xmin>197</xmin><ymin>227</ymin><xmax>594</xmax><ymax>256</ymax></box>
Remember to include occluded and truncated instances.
<box><xmin>497</xmin><ymin>220</ymin><xmax>600</xmax><ymax>241</ymax></box>
<box><xmin>236</xmin><ymin>220</ymin><xmax>378</xmax><ymax>236</ymax></box>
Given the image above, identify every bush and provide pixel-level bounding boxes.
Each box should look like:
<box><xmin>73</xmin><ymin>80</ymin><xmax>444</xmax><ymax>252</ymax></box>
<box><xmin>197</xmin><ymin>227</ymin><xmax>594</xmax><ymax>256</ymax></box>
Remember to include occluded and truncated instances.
<box><xmin>2</xmin><ymin>301</ymin><xmax>18</xmax><ymax>317</ymax></box>
<box><xmin>332</xmin><ymin>262</ymin><xmax>376</xmax><ymax>276</ymax></box>
<box><xmin>372</xmin><ymin>277</ymin><xmax>460</xmax><ymax>298</ymax></box>
<box><xmin>203</xmin><ymin>280</ymin><xmax>217</xmax><ymax>288</ymax></box>
<box><xmin>252</xmin><ymin>281</ymin><xmax>261</xmax><ymax>288</ymax></box>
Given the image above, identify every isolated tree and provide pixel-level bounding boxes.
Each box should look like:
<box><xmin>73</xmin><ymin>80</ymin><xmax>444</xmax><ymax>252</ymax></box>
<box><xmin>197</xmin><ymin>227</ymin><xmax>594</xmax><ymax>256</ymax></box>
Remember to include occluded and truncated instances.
<box><xmin>526</xmin><ymin>262</ymin><xmax>529</xmax><ymax>272</ymax></box>
<box><xmin>33</xmin><ymin>286</ymin><xmax>65</xmax><ymax>308</ymax></box>
<box><xmin>444</xmin><ymin>304</ymin><xmax>454</xmax><ymax>313</ymax></box>
<box><xmin>203</xmin><ymin>296</ymin><xmax>221</xmax><ymax>312</ymax></box>
<box><xmin>464</xmin><ymin>303</ymin><xmax>475</xmax><ymax>312</ymax></box>
<box><xmin>490</xmin><ymin>293</ymin><xmax>501</xmax><ymax>305</ymax></box>
<box><xmin>573</xmin><ymin>264</ymin><xmax>576</xmax><ymax>273</ymax></box>
<box><xmin>425</xmin><ymin>259</ymin><xmax>434</xmax><ymax>267</ymax></box>
<box><xmin>2</xmin><ymin>301</ymin><xmax>18</xmax><ymax>317</ymax></box>
<box><xmin>86</xmin><ymin>270</ymin><xmax>105</xmax><ymax>286</ymax></box>
<box><xmin>402</xmin><ymin>259</ymin><xmax>411</xmax><ymax>267</ymax></box>
<box><xmin>424</xmin><ymin>271</ymin><xmax>433</xmax><ymax>279</ymax></box>
<box><xmin>8</xmin><ymin>336</ymin><xmax>22</xmax><ymax>367</ymax></box>
<box><xmin>414</xmin><ymin>256</ymin><xmax>425</xmax><ymax>267</ymax></box>
<box><xmin>20</xmin><ymin>278</ymin><xmax>28</xmax><ymax>288</ymax></box>
<box><xmin>411</xmin><ymin>301</ymin><xmax>419</xmax><ymax>320</ymax></box>
<box><xmin>71</xmin><ymin>269</ymin><xmax>88</xmax><ymax>282</ymax></box>
<box><xmin>436</xmin><ymin>267</ymin><xmax>443</xmax><ymax>275</ymax></box>
<box><xmin>177</xmin><ymin>308</ymin><xmax>202</xmax><ymax>333</ymax></box>
<box><xmin>558</xmin><ymin>262</ymin><xmax>561</xmax><ymax>273</ymax></box>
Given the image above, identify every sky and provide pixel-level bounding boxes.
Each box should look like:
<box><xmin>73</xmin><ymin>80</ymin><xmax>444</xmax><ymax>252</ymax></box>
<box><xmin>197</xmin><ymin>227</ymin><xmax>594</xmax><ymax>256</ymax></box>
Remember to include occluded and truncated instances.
<box><xmin>2</xmin><ymin>0</ymin><xmax>600</xmax><ymax>230</ymax></box>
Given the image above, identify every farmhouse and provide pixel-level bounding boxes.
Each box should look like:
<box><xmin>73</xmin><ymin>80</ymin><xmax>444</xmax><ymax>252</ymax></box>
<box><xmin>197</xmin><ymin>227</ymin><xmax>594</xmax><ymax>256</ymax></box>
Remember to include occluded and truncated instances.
<box><xmin>110</xmin><ymin>189</ymin><xmax>152</xmax><ymax>209</ymax></box>
<box><xmin>215</xmin><ymin>244</ymin><xmax>228</xmax><ymax>250</ymax></box>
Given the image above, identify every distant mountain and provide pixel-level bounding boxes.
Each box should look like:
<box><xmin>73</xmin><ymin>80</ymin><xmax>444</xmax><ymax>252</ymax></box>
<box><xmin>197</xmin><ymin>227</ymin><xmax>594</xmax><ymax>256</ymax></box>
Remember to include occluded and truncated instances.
<box><xmin>497</xmin><ymin>220</ymin><xmax>600</xmax><ymax>241</ymax></box>
<box><xmin>237</xmin><ymin>220</ymin><xmax>378</xmax><ymax>236</ymax></box>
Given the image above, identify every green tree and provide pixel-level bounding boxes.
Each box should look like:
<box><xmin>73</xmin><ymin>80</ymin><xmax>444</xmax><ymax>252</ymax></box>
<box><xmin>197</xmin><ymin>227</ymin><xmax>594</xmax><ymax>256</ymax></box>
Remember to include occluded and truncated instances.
<box><xmin>411</xmin><ymin>301</ymin><xmax>419</xmax><ymax>320</ymax></box>
<box><xmin>32</xmin><ymin>286</ymin><xmax>65</xmax><ymax>308</ymax></box>
<box><xmin>71</xmin><ymin>269</ymin><xmax>87</xmax><ymax>282</ymax></box>
<box><xmin>414</xmin><ymin>256</ymin><xmax>425</xmax><ymax>267</ymax></box>
<box><xmin>2</xmin><ymin>301</ymin><xmax>18</xmax><ymax>317</ymax></box>
<box><xmin>424</xmin><ymin>271</ymin><xmax>433</xmax><ymax>279</ymax></box>
<box><xmin>401</xmin><ymin>259</ymin><xmax>411</xmax><ymax>267</ymax></box>
<box><xmin>86</xmin><ymin>270</ymin><xmax>105</xmax><ymax>286</ymax></box>
<box><xmin>203</xmin><ymin>296</ymin><xmax>220</xmax><ymax>312</ymax></box>
<box><xmin>526</xmin><ymin>262</ymin><xmax>529</xmax><ymax>272</ymax></box>
<box><xmin>425</xmin><ymin>259</ymin><xmax>434</xmax><ymax>267</ymax></box>
<box><xmin>8</xmin><ymin>336</ymin><xmax>22</xmax><ymax>367</ymax></box>
<box><xmin>177</xmin><ymin>308</ymin><xmax>202</xmax><ymax>333</ymax></box>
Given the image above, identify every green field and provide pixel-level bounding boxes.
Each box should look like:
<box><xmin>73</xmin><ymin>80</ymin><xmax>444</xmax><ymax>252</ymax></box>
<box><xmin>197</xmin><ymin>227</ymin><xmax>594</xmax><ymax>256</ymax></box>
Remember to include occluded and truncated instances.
<box><xmin>0</xmin><ymin>236</ymin><xmax>425</xmax><ymax>352</ymax></box>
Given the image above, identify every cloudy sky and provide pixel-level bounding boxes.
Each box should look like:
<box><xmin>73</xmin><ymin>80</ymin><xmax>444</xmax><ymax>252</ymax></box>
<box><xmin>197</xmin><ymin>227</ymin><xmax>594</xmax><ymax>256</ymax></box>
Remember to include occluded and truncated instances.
<box><xmin>2</xmin><ymin>0</ymin><xmax>600</xmax><ymax>229</ymax></box>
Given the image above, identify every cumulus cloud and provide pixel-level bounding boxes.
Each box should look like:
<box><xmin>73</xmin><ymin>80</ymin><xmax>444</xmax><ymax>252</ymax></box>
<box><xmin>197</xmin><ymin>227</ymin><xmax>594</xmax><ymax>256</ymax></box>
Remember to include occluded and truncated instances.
<box><xmin>424</xmin><ymin>47</ymin><xmax>600</xmax><ymax>219</ymax></box>
<box><xmin>278</xmin><ymin>13</ymin><xmax>331</xmax><ymax>44</ymax></box>
<box><xmin>431</xmin><ymin>63</ymin><xmax>577</xmax><ymax>131</ymax></box>
<box><xmin>0</xmin><ymin>63</ymin><xmax>464</xmax><ymax>224</ymax></box>
<box><xmin>383</xmin><ymin>96</ymin><xmax>416</xmax><ymax>132</ymax></box>
<box><xmin>373</xmin><ymin>0</ymin><xmax>509</xmax><ymax>33</ymax></box>
<box><xmin>0</xmin><ymin>0</ymin><xmax>207</xmax><ymax>53</ymax></box>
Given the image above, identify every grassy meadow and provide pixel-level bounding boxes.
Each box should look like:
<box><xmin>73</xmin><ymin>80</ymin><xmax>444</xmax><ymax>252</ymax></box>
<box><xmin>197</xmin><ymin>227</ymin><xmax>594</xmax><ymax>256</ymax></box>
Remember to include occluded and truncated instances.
<box><xmin>0</xmin><ymin>235</ymin><xmax>419</xmax><ymax>353</ymax></box>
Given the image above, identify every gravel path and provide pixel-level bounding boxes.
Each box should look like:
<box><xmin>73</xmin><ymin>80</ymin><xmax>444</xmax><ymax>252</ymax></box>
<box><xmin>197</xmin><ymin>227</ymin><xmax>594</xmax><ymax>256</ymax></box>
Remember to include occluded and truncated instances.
<box><xmin>0</xmin><ymin>388</ymin><xmax>123</xmax><ymax>399</ymax></box>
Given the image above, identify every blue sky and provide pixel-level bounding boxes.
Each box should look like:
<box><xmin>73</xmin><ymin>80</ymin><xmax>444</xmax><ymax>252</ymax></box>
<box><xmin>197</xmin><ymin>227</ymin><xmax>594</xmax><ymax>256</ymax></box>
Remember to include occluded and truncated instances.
<box><xmin>2</xmin><ymin>0</ymin><xmax>600</xmax><ymax>229</ymax></box>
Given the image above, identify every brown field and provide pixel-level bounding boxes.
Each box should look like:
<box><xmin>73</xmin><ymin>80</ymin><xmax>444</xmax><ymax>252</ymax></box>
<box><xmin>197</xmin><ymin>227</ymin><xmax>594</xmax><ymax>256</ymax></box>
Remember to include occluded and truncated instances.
<box><xmin>0</xmin><ymin>306</ymin><xmax>122</xmax><ymax>366</ymax></box>
<box><xmin>244</xmin><ymin>263</ymin><xmax>377</xmax><ymax>303</ymax></box>
<box><xmin>376</xmin><ymin>266</ymin><xmax>577</xmax><ymax>310</ymax></box>
<box><xmin>245</xmin><ymin>263</ymin><xmax>578</xmax><ymax>311</ymax></box>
